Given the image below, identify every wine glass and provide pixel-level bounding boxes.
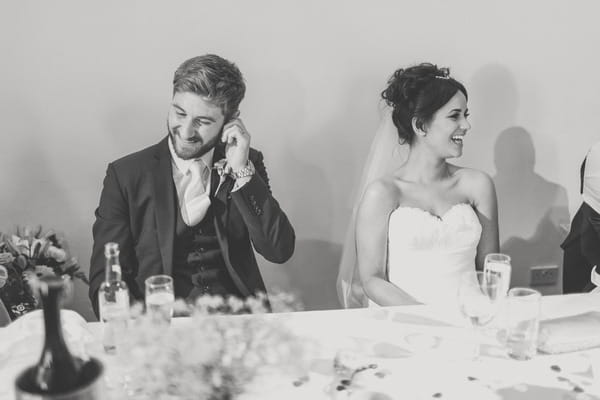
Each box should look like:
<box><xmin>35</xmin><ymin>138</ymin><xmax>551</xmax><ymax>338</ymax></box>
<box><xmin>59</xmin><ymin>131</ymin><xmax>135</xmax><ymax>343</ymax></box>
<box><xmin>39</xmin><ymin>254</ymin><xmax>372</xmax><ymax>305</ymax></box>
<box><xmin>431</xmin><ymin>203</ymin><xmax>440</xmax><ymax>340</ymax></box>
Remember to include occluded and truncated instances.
<box><xmin>458</xmin><ymin>270</ymin><xmax>502</xmax><ymax>359</ymax></box>
<box><xmin>483</xmin><ymin>253</ymin><xmax>512</xmax><ymax>296</ymax></box>
<box><xmin>145</xmin><ymin>275</ymin><xmax>175</xmax><ymax>325</ymax></box>
<box><xmin>484</xmin><ymin>253</ymin><xmax>512</xmax><ymax>334</ymax></box>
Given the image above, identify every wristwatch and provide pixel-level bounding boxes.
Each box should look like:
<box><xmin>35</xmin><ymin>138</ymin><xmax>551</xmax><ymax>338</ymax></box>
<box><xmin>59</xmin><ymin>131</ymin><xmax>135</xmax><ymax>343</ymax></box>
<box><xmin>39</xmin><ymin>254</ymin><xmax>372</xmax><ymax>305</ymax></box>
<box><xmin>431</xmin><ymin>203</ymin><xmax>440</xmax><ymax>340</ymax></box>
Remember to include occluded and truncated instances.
<box><xmin>232</xmin><ymin>160</ymin><xmax>255</xmax><ymax>179</ymax></box>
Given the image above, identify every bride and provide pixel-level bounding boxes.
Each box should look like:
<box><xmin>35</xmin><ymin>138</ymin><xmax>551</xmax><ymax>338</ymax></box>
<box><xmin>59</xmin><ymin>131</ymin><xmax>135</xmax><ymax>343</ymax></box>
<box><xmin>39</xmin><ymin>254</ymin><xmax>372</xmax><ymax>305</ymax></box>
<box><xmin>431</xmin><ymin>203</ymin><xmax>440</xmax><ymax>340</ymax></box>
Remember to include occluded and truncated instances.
<box><xmin>337</xmin><ymin>63</ymin><xmax>499</xmax><ymax>307</ymax></box>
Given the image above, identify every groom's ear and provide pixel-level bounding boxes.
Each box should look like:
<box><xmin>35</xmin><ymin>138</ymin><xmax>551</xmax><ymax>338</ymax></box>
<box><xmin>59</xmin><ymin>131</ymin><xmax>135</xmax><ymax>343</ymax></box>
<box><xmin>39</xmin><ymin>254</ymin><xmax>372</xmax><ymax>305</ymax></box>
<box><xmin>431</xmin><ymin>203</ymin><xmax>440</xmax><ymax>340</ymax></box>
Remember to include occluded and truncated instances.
<box><xmin>411</xmin><ymin>117</ymin><xmax>427</xmax><ymax>137</ymax></box>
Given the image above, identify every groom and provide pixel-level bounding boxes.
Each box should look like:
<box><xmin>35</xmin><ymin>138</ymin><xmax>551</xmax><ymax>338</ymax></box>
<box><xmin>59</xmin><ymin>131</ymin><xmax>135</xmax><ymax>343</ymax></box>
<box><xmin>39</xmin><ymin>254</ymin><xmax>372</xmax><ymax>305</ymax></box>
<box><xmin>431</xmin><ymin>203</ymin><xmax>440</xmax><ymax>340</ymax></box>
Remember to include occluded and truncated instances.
<box><xmin>88</xmin><ymin>54</ymin><xmax>295</xmax><ymax>318</ymax></box>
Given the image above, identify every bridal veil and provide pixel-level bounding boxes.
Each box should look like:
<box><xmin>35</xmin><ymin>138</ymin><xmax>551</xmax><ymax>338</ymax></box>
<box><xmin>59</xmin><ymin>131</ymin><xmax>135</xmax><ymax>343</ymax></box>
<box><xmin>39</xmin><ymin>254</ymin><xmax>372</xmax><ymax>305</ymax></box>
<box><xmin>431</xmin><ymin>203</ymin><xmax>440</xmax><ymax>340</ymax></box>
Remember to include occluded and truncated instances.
<box><xmin>336</xmin><ymin>106</ymin><xmax>408</xmax><ymax>308</ymax></box>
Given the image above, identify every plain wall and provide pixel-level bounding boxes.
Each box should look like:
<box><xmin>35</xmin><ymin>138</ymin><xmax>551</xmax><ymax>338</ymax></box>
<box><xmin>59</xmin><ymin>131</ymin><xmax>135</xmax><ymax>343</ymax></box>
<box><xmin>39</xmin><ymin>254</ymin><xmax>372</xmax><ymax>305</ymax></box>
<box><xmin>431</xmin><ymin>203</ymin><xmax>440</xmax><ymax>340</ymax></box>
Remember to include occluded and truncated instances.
<box><xmin>1</xmin><ymin>1</ymin><xmax>599</xmax><ymax>320</ymax></box>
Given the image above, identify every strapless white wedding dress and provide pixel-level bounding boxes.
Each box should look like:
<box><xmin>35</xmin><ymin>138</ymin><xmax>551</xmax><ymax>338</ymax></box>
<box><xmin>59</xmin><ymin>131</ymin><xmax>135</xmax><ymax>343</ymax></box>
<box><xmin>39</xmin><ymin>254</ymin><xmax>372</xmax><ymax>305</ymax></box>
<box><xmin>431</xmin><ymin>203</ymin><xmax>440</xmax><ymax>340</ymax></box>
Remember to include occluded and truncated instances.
<box><xmin>385</xmin><ymin>203</ymin><xmax>482</xmax><ymax>305</ymax></box>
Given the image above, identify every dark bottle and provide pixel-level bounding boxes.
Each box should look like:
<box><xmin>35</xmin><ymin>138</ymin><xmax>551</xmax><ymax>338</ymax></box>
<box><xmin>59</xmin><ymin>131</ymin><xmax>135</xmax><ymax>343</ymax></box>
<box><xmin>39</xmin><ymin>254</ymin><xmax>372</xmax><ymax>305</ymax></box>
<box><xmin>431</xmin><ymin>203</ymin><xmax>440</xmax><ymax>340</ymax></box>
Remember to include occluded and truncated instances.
<box><xmin>32</xmin><ymin>276</ymin><xmax>82</xmax><ymax>393</ymax></box>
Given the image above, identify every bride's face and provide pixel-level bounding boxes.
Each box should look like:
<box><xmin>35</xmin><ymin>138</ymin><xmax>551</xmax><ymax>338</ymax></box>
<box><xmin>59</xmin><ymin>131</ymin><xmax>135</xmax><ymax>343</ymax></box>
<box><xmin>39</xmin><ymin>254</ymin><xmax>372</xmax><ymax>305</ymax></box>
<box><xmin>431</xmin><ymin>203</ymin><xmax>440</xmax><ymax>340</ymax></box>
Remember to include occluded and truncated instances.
<box><xmin>422</xmin><ymin>91</ymin><xmax>471</xmax><ymax>159</ymax></box>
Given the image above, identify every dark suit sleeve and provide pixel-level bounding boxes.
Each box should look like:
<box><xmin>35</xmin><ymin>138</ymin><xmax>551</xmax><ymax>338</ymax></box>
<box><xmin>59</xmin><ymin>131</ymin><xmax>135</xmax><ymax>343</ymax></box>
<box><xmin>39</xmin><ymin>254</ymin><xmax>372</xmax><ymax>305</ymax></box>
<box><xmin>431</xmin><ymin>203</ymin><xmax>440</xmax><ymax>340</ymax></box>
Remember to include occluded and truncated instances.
<box><xmin>89</xmin><ymin>163</ymin><xmax>141</xmax><ymax>319</ymax></box>
<box><xmin>583</xmin><ymin>212</ymin><xmax>600</xmax><ymax>293</ymax></box>
<box><xmin>581</xmin><ymin>208</ymin><xmax>600</xmax><ymax>270</ymax></box>
<box><xmin>588</xmin><ymin>209</ymin><xmax>600</xmax><ymax>236</ymax></box>
<box><xmin>231</xmin><ymin>151</ymin><xmax>295</xmax><ymax>263</ymax></box>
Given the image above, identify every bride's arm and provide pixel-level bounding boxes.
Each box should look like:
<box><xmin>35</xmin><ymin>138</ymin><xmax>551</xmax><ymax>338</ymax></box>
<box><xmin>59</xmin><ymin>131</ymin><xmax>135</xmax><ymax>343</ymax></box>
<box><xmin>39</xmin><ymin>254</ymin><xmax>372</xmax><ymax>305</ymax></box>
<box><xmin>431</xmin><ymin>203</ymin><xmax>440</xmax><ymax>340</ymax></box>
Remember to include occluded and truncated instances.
<box><xmin>356</xmin><ymin>180</ymin><xmax>420</xmax><ymax>306</ymax></box>
<box><xmin>466</xmin><ymin>170</ymin><xmax>500</xmax><ymax>271</ymax></box>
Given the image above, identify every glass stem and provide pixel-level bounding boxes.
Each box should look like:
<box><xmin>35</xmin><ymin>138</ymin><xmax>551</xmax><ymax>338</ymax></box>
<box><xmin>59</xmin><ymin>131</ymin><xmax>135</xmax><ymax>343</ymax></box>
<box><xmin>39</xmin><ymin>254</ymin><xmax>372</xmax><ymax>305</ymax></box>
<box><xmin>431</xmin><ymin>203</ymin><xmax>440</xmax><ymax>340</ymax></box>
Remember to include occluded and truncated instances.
<box><xmin>472</xmin><ymin>324</ymin><xmax>483</xmax><ymax>360</ymax></box>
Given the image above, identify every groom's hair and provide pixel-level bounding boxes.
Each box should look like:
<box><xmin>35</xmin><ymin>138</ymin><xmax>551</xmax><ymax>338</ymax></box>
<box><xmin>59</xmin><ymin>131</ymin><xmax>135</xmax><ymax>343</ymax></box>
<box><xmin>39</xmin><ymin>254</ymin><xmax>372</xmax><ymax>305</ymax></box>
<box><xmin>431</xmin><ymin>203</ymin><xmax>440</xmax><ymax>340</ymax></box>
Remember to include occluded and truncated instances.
<box><xmin>381</xmin><ymin>63</ymin><xmax>467</xmax><ymax>145</ymax></box>
<box><xmin>173</xmin><ymin>54</ymin><xmax>246</xmax><ymax>122</ymax></box>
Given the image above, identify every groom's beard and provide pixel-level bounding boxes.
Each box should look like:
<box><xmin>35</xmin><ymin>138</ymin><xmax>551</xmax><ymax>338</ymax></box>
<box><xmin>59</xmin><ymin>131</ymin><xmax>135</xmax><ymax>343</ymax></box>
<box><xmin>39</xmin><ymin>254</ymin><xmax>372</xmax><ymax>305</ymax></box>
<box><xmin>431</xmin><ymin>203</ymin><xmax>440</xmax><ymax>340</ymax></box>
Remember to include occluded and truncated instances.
<box><xmin>168</xmin><ymin>125</ymin><xmax>221</xmax><ymax>160</ymax></box>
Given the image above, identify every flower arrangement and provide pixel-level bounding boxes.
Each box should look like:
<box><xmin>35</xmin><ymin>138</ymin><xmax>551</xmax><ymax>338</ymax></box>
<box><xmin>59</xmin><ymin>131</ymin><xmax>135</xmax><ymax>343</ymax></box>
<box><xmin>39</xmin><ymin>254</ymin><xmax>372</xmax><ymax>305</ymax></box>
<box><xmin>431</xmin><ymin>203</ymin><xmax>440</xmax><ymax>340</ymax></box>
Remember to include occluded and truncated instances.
<box><xmin>110</xmin><ymin>293</ymin><xmax>310</xmax><ymax>400</ymax></box>
<box><xmin>0</xmin><ymin>226</ymin><xmax>88</xmax><ymax>321</ymax></box>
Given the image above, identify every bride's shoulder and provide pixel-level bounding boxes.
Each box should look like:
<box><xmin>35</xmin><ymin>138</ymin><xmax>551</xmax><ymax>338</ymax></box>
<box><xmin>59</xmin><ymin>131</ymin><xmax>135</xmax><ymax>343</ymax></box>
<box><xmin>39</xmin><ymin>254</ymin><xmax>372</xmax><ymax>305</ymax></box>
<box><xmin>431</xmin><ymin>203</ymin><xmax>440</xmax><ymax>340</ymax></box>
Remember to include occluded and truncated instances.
<box><xmin>361</xmin><ymin>177</ymin><xmax>400</xmax><ymax>209</ymax></box>
<box><xmin>452</xmin><ymin>166</ymin><xmax>496</xmax><ymax>194</ymax></box>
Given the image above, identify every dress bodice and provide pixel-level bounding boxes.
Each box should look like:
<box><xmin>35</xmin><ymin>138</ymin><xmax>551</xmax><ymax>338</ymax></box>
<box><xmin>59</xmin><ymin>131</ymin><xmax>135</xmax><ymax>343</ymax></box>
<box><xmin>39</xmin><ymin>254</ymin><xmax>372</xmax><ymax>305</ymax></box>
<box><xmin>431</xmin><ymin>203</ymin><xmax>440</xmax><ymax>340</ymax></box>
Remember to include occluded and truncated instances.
<box><xmin>386</xmin><ymin>203</ymin><xmax>482</xmax><ymax>305</ymax></box>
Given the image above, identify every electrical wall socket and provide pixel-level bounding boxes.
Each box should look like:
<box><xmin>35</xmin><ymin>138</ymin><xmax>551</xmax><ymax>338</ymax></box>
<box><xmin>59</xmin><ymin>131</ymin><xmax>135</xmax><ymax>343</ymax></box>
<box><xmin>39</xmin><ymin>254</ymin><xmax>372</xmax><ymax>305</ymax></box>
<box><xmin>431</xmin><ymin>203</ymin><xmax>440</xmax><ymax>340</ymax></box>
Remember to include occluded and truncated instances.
<box><xmin>530</xmin><ymin>265</ymin><xmax>559</xmax><ymax>286</ymax></box>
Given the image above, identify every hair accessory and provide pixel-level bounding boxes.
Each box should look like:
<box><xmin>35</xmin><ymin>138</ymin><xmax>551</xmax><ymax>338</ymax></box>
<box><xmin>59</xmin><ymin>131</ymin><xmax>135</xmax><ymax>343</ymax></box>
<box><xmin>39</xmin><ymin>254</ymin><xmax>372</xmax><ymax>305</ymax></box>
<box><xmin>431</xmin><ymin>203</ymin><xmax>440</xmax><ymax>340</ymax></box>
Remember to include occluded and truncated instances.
<box><xmin>435</xmin><ymin>75</ymin><xmax>450</xmax><ymax>80</ymax></box>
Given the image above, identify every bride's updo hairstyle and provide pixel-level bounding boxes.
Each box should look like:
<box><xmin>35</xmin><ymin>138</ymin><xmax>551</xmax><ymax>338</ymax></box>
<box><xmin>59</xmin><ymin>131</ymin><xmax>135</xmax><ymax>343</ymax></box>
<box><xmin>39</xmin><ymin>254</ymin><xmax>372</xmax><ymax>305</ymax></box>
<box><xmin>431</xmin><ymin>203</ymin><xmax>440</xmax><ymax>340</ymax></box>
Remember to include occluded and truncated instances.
<box><xmin>381</xmin><ymin>63</ymin><xmax>467</xmax><ymax>145</ymax></box>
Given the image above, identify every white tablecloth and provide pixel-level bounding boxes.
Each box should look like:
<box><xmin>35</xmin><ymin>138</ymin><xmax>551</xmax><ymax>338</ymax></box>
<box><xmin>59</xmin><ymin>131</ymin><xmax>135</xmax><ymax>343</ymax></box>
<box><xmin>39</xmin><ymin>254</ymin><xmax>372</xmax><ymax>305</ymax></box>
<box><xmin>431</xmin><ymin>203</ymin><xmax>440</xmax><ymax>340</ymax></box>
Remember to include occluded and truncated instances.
<box><xmin>1</xmin><ymin>293</ymin><xmax>600</xmax><ymax>399</ymax></box>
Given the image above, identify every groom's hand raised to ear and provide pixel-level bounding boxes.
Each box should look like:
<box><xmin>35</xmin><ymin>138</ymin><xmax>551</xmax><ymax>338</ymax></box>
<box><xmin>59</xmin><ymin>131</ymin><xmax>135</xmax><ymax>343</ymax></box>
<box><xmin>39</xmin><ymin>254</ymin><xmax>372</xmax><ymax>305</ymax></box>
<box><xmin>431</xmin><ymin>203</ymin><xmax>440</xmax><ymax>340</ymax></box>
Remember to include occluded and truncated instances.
<box><xmin>221</xmin><ymin>118</ymin><xmax>250</xmax><ymax>173</ymax></box>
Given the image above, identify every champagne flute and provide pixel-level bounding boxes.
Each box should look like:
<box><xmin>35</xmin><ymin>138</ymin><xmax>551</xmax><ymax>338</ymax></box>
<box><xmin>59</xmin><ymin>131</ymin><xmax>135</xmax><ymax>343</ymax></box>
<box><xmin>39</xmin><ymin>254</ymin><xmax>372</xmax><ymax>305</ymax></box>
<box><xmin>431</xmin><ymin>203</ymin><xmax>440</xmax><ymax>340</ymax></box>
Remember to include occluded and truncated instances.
<box><xmin>458</xmin><ymin>270</ymin><xmax>502</xmax><ymax>359</ymax></box>
<box><xmin>145</xmin><ymin>275</ymin><xmax>175</xmax><ymax>325</ymax></box>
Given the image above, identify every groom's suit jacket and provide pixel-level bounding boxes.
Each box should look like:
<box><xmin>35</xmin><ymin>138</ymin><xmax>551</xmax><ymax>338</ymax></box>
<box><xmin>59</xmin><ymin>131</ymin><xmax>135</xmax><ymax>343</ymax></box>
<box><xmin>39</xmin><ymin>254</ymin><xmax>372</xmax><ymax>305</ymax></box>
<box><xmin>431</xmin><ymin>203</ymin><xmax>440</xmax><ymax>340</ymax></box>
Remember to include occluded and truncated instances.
<box><xmin>88</xmin><ymin>137</ymin><xmax>295</xmax><ymax>317</ymax></box>
<box><xmin>561</xmin><ymin>158</ymin><xmax>600</xmax><ymax>293</ymax></box>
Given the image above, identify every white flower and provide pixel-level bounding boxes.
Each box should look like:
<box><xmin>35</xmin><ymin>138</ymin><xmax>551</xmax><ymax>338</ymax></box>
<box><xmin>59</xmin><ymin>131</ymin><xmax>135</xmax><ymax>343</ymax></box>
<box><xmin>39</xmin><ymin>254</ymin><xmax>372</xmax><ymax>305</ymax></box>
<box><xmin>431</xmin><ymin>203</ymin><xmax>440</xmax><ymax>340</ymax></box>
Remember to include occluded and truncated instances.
<box><xmin>0</xmin><ymin>252</ymin><xmax>14</xmax><ymax>264</ymax></box>
<box><xmin>194</xmin><ymin>294</ymin><xmax>224</xmax><ymax>312</ymax></box>
<box><xmin>30</xmin><ymin>238</ymin><xmax>47</xmax><ymax>258</ymax></box>
<box><xmin>226</xmin><ymin>296</ymin><xmax>245</xmax><ymax>313</ymax></box>
<box><xmin>244</xmin><ymin>296</ymin><xmax>267</xmax><ymax>313</ymax></box>
<box><xmin>111</xmin><ymin>292</ymin><xmax>306</xmax><ymax>398</ymax></box>
<box><xmin>0</xmin><ymin>265</ymin><xmax>7</xmax><ymax>288</ymax></box>
<box><xmin>45</xmin><ymin>246</ymin><xmax>67</xmax><ymax>262</ymax></box>
<box><xmin>11</xmin><ymin>235</ymin><xmax>30</xmax><ymax>256</ymax></box>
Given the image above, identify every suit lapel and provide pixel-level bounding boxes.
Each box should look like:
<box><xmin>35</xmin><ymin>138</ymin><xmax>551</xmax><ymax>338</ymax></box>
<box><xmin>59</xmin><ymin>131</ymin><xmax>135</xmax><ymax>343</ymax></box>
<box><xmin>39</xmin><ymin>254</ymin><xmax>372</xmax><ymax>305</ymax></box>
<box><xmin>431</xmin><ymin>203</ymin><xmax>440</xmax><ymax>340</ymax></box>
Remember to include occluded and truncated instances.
<box><xmin>152</xmin><ymin>137</ymin><xmax>176</xmax><ymax>276</ymax></box>
<box><xmin>210</xmin><ymin>144</ymin><xmax>231</xmax><ymax>201</ymax></box>
<box><xmin>209</xmin><ymin>144</ymin><xmax>232</xmax><ymax>245</ymax></box>
<box><xmin>209</xmin><ymin>146</ymin><xmax>251</xmax><ymax>297</ymax></box>
<box><xmin>580</xmin><ymin>157</ymin><xmax>587</xmax><ymax>194</ymax></box>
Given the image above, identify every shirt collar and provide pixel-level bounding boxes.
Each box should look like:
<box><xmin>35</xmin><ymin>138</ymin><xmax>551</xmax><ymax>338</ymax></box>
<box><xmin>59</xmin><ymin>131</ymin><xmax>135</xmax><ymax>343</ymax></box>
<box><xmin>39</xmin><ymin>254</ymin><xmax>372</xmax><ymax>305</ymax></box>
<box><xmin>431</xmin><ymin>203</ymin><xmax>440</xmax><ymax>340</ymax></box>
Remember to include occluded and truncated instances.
<box><xmin>168</xmin><ymin>135</ymin><xmax>214</xmax><ymax>174</ymax></box>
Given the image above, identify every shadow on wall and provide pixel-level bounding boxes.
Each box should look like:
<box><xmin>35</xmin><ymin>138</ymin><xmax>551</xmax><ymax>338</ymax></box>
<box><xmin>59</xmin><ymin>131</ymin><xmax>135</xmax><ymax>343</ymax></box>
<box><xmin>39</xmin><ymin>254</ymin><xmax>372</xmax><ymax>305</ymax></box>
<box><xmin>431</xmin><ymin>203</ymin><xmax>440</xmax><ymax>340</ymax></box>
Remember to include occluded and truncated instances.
<box><xmin>259</xmin><ymin>146</ymin><xmax>343</xmax><ymax>311</ymax></box>
<box><xmin>255</xmin><ymin>71</ymin><xmax>377</xmax><ymax>312</ymax></box>
<box><xmin>492</xmin><ymin>127</ymin><xmax>570</xmax><ymax>294</ymax></box>
<box><xmin>267</xmin><ymin>239</ymin><xmax>343</xmax><ymax>311</ymax></box>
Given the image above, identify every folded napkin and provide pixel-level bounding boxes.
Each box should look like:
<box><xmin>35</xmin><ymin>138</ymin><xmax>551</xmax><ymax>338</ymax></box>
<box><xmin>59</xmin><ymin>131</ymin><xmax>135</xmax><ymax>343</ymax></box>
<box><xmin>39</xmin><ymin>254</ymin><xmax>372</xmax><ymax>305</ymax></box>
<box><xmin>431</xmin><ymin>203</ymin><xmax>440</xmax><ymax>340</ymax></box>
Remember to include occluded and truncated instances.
<box><xmin>538</xmin><ymin>311</ymin><xmax>600</xmax><ymax>354</ymax></box>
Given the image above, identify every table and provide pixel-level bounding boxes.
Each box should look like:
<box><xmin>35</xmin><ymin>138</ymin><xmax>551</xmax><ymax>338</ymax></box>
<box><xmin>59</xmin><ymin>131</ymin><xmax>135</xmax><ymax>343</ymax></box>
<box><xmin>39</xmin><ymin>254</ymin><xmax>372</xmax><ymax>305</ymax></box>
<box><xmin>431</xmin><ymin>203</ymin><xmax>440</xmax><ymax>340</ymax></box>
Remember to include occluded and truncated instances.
<box><xmin>1</xmin><ymin>293</ymin><xmax>600</xmax><ymax>399</ymax></box>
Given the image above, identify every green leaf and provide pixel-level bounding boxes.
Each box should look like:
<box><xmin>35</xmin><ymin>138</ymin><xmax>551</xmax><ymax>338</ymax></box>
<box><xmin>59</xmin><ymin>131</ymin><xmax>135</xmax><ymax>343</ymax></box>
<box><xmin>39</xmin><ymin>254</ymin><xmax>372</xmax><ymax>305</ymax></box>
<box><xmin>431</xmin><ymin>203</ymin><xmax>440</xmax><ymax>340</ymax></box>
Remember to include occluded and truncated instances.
<box><xmin>73</xmin><ymin>271</ymin><xmax>89</xmax><ymax>285</ymax></box>
<box><xmin>15</xmin><ymin>256</ymin><xmax>28</xmax><ymax>271</ymax></box>
<box><xmin>33</xmin><ymin>225</ymin><xmax>43</xmax><ymax>239</ymax></box>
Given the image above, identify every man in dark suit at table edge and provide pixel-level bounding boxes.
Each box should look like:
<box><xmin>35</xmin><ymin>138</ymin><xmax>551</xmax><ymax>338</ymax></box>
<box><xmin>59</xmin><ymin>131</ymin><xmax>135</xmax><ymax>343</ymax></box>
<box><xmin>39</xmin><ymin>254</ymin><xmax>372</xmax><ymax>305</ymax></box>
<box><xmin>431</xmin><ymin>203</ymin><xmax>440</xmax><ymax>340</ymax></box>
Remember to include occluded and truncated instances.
<box><xmin>562</xmin><ymin>141</ymin><xmax>600</xmax><ymax>293</ymax></box>
<box><xmin>88</xmin><ymin>54</ymin><xmax>295</xmax><ymax>318</ymax></box>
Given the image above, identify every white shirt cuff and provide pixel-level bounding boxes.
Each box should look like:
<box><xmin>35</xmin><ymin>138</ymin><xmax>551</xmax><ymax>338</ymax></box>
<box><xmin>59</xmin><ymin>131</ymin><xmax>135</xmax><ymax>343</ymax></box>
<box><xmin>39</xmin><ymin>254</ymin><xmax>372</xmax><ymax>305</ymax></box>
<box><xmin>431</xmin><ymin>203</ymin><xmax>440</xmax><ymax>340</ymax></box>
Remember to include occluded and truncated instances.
<box><xmin>591</xmin><ymin>266</ymin><xmax>600</xmax><ymax>287</ymax></box>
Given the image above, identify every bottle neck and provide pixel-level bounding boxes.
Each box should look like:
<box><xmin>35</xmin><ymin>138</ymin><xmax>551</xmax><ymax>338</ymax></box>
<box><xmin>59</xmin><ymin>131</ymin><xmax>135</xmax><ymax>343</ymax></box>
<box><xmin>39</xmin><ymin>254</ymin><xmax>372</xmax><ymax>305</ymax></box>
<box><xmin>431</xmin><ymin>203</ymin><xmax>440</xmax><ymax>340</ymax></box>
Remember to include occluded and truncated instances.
<box><xmin>40</xmin><ymin>280</ymin><xmax>69</xmax><ymax>352</ymax></box>
<box><xmin>105</xmin><ymin>254</ymin><xmax>122</xmax><ymax>282</ymax></box>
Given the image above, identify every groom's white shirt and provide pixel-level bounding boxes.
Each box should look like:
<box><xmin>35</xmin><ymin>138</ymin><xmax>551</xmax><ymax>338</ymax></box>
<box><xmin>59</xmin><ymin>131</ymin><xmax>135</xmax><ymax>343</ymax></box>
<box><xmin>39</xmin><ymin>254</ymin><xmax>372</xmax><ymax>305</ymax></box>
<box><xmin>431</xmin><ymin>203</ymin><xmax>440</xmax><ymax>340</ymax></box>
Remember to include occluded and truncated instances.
<box><xmin>169</xmin><ymin>137</ymin><xmax>213</xmax><ymax>225</ymax></box>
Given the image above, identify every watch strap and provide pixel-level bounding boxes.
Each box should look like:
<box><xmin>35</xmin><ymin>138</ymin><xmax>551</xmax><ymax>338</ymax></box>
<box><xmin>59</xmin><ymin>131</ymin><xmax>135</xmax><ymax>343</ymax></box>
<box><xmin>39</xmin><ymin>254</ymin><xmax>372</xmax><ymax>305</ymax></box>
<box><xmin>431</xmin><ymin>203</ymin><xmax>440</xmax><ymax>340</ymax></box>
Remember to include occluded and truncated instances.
<box><xmin>232</xmin><ymin>160</ymin><xmax>255</xmax><ymax>179</ymax></box>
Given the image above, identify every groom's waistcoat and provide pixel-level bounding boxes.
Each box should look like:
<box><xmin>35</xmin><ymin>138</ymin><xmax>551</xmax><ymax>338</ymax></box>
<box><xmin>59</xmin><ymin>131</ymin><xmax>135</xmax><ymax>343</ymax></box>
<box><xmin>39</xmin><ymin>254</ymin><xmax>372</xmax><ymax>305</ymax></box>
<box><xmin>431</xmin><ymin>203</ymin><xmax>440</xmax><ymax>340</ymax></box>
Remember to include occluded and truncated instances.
<box><xmin>172</xmin><ymin>197</ymin><xmax>242</xmax><ymax>300</ymax></box>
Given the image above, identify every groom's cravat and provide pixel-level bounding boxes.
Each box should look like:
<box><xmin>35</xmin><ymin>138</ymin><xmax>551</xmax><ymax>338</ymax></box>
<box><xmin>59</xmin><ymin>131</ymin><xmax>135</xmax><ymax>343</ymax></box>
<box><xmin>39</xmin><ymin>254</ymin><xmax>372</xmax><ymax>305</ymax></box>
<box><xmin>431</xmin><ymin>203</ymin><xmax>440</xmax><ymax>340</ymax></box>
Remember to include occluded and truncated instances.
<box><xmin>182</xmin><ymin>160</ymin><xmax>211</xmax><ymax>226</ymax></box>
<box><xmin>168</xmin><ymin>136</ymin><xmax>214</xmax><ymax>227</ymax></box>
